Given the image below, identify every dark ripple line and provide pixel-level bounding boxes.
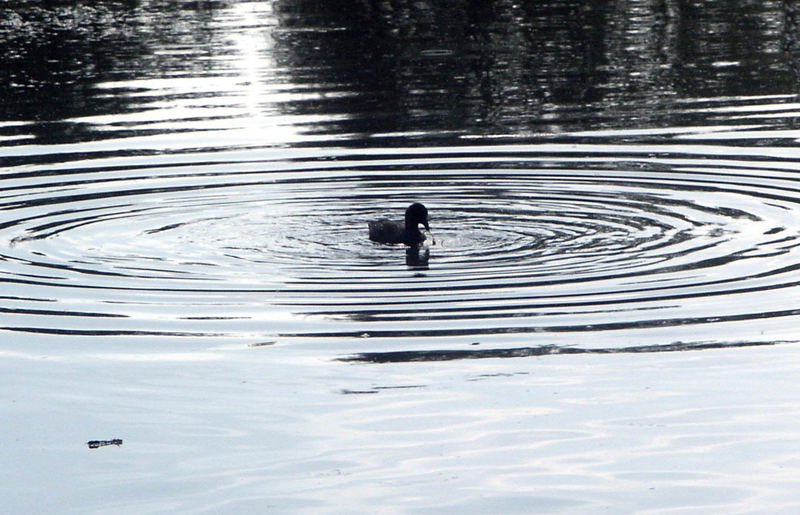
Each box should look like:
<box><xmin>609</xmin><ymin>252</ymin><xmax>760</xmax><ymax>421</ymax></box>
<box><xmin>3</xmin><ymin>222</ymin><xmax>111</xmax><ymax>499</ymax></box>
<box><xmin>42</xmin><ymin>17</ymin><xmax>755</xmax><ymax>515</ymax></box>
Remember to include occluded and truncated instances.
<box><xmin>0</xmin><ymin>306</ymin><xmax>126</xmax><ymax>318</ymax></box>
<box><xmin>339</xmin><ymin>340</ymin><xmax>794</xmax><ymax>363</ymax></box>
<box><xmin>0</xmin><ymin>327</ymin><xmax>223</xmax><ymax>337</ymax></box>
<box><xmin>325</xmin><ymin>304</ymin><xmax>671</xmax><ymax>323</ymax></box>
<box><xmin>283</xmin><ymin>306</ymin><xmax>800</xmax><ymax>338</ymax></box>
<box><xmin>0</xmin><ymin>275</ymin><xmax>238</xmax><ymax>290</ymax></box>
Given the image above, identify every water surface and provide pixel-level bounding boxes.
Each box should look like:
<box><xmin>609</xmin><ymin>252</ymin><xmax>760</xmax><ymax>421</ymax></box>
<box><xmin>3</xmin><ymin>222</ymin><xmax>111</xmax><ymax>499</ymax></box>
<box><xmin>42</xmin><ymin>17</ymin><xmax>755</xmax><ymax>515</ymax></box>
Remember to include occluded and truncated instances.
<box><xmin>4</xmin><ymin>0</ymin><xmax>800</xmax><ymax>512</ymax></box>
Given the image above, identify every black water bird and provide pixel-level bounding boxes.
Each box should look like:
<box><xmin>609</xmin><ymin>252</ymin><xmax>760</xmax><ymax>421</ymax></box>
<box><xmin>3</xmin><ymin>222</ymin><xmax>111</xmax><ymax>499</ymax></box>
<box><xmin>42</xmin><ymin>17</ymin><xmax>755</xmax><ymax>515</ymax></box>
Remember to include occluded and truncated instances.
<box><xmin>368</xmin><ymin>202</ymin><xmax>430</xmax><ymax>246</ymax></box>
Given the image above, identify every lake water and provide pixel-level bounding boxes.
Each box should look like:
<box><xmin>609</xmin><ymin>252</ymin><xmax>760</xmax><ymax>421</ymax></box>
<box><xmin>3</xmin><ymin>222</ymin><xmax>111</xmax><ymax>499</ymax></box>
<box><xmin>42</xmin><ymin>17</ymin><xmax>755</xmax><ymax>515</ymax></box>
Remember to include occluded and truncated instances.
<box><xmin>4</xmin><ymin>0</ymin><xmax>800</xmax><ymax>512</ymax></box>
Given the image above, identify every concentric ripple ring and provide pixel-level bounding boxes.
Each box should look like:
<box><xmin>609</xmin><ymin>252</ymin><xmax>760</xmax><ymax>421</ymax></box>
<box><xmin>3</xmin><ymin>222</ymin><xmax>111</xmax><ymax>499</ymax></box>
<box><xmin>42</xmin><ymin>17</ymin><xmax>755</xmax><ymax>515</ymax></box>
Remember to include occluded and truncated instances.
<box><xmin>2</xmin><ymin>144</ymin><xmax>800</xmax><ymax>347</ymax></box>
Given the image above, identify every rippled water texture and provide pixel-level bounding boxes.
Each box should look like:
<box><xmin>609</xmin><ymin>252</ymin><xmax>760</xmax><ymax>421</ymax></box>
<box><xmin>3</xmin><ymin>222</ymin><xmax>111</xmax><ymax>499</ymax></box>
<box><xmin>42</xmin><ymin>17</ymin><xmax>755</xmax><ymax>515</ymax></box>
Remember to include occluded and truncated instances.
<box><xmin>5</xmin><ymin>0</ymin><xmax>800</xmax><ymax>512</ymax></box>
<box><xmin>6</xmin><ymin>143</ymin><xmax>800</xmax><ymax>353</ymax></box>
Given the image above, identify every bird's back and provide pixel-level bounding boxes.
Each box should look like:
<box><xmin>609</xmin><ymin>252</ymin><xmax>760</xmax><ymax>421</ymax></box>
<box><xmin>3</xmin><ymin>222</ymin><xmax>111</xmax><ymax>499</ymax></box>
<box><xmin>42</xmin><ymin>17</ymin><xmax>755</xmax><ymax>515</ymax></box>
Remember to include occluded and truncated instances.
<box><xmin>368</xmin><ymin>219</ymin><xmax>405</xmax><ymax>244</ymax></box>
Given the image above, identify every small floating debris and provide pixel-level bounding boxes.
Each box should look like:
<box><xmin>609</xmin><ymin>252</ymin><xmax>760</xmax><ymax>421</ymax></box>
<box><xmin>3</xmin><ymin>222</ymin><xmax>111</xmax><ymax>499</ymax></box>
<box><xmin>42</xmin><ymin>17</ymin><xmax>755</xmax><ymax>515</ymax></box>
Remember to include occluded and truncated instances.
<box><xmin>341</xmin><ymin>389</ymin><xmax>379</xmax><ymax>395</ymax></box>
<box><xmin>248</xmin><ymin>341</ymin><xmax>276</xmax><ymax>348</ymax></box>
<box><xmin>87</xmin><ymin>439</ymin><xmax>123</xmax><ymax>449</ymax></box>
<box><xmin>340</xmin><ymin>384</ymin><xmax>426</xmax><ymax>395</ymax></box>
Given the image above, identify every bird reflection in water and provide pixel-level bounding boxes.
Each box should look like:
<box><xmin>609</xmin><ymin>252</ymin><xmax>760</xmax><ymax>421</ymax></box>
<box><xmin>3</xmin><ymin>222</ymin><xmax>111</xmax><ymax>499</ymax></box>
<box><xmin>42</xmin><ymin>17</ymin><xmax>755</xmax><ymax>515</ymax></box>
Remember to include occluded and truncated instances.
<box><xmin>406</xmin><ymin>246</ymin><xmax>430</xmax><ymax>270</ymax></box>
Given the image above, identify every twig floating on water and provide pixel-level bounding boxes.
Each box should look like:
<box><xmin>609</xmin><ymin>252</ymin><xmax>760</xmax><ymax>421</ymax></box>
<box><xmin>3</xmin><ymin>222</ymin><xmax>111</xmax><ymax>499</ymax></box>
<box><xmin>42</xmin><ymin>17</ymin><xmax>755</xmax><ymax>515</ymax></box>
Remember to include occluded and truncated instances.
<box><xmin>87</xmin><ymin>439</ymin><xmax>123</xmax><ymax>449</ymax></box>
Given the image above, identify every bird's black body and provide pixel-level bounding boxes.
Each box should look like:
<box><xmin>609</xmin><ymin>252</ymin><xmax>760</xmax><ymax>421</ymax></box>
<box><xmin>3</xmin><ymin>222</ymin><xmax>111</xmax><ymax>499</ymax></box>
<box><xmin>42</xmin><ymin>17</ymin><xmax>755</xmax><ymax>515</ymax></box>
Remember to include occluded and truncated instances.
<box><xmin>368</xmin><ymin>203</ymin><xmax>430</xmax><ymax>246</ymax></box>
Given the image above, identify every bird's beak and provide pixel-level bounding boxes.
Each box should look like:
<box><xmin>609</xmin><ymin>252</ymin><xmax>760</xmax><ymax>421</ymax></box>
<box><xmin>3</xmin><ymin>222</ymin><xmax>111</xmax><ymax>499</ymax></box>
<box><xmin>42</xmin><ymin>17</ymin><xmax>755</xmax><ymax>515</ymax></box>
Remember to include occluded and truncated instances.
<box><xmin>423</xmin><ymin>220</ymin><xmax>435</xmax><ymax>245</ymax></box>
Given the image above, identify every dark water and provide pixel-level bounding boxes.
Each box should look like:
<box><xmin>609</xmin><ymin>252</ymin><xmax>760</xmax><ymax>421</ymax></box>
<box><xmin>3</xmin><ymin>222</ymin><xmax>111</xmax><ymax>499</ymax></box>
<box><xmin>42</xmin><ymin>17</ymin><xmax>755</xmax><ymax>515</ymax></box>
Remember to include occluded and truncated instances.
<box><xmin>5</xmin><ymin>0</ymin><xmax>800</xmax><ymax>133</ymax></box>
<box><xmin>7</xmin><ymin>1</ymin><xmax>800</xmax><ymax>512</ymax></box>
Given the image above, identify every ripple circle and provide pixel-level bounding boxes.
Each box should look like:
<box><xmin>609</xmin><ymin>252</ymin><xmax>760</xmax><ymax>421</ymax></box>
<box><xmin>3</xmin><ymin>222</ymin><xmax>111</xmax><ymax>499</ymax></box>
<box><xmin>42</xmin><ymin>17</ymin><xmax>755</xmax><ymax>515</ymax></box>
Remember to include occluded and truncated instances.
<box><xmin>3</xmin><ymin>146</ymin><xmax>800</xmax><ymax>346</ymax></box>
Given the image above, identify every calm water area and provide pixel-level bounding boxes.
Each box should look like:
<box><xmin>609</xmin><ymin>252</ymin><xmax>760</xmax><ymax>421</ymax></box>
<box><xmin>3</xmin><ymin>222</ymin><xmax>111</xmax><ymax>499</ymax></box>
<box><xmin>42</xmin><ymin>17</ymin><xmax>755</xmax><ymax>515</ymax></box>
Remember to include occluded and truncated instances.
<box><xmin>5</xmin><ymin>0</ymin><xmax>800</xmax><ymax>512</ymax></box>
